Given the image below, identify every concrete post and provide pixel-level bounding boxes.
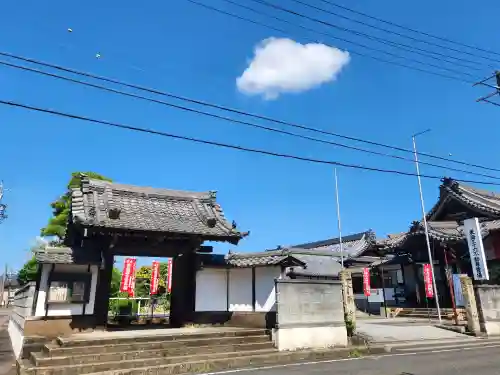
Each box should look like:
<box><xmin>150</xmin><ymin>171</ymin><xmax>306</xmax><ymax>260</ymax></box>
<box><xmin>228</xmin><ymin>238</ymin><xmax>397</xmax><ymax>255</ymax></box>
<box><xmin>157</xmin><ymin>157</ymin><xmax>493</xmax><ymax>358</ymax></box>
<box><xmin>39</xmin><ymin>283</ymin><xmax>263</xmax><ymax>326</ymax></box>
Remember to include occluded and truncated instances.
<box><xmin>339</xmin><ymin>270</ymin><xmax>356</xmax><ymax>331</ymax></box>
<box><xmin>459</xmin><ymin>275</ymin><xmax>480</xmax><ymax>335</ymax></box>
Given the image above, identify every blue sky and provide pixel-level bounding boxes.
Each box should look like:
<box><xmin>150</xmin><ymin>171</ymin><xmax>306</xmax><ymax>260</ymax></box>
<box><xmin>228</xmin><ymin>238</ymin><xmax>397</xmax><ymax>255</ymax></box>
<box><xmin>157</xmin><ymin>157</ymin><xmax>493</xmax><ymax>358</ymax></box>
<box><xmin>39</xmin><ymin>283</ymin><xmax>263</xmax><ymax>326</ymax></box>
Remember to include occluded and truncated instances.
<box><xmin>1</xmin><ymin>0</ymin><xmax>499</xmax><ymax>271</ymax></box>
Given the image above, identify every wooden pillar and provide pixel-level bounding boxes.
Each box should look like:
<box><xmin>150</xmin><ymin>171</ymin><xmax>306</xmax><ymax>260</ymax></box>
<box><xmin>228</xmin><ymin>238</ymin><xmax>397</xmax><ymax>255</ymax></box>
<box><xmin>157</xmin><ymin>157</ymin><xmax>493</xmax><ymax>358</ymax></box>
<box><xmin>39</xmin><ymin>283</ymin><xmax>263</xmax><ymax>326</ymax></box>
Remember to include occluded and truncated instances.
<box><xmin>169</xmin><ymin>250</ymin><xmax>197</xmax><ymax>327</ymax></box>
<box><xmin>94</xmin><ymin>250</ymin><xmax>114</xmax><ymax>329</ymax></box>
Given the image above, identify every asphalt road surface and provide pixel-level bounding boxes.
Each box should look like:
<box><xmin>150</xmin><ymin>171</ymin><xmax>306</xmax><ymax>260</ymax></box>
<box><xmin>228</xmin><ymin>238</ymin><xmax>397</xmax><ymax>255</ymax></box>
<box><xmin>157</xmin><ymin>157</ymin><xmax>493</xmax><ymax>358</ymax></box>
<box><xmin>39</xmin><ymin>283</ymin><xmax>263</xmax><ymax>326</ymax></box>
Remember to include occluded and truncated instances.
<box><xmin>210</xmin><ymin>345</ymin><xmax>500</xmax><ymax>375</ymax></box>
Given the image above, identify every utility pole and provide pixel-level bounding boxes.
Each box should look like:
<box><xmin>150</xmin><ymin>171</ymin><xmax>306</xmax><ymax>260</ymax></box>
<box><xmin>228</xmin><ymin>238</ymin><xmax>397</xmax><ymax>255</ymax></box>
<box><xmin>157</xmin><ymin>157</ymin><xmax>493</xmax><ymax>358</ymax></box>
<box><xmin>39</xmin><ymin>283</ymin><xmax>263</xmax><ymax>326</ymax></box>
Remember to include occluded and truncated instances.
<box><xmin>334</xmin><ymin>169</ymin><xmax>344</xmax><ymax>269</ymax></box>
<box><xmin>0</xmin><ymin>181</ymin><xmax>7</xmax><ymax>223</ymax></box>
<box><xmin>412</xmin><ymin>130</ymin><xmax>442</xmax><ymax>324</ymax></box>
<box><xmin>474</xmin><ymin>71</ymin><xmax>500</xmax><ymax>107</ymax></box>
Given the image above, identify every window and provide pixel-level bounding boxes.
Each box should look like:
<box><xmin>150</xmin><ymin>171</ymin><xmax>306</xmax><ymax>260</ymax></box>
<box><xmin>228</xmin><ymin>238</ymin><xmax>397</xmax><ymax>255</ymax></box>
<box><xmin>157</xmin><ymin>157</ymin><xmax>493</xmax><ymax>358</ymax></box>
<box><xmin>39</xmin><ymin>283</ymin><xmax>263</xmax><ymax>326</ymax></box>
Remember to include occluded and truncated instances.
<box><xmin>47</xmin><ymin>272</ymin><xmax>91</xmax><ymax>304</ymax></box>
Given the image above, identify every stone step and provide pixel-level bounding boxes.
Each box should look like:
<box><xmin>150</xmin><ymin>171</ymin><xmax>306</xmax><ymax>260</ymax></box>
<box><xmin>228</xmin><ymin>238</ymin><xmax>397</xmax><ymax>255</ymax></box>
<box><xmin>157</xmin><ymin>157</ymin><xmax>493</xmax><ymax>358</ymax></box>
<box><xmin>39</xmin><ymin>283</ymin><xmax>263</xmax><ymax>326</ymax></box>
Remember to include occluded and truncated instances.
<box><xmin>32</xmin><ymin>341</ymin><xmax>274</xmax><ymax>367</ymax></box>
<box><xmin>56</xmin><ymin>329</ymin><xmax>267</xmax><ymax>348</ymax></box>
<box><xmin>21</xmin><ymin>348</ymin><xmax>279</xmax><ymax>375</ymax></box>
<box><xmin>44</xmin><ymin>334</ymin><xmax>271</xmax><ymax>357</ymax></box>
<box><xmin>81</xmin><ymin>346</ymin><xmax>388</xmax><ymax>375</ymax></box>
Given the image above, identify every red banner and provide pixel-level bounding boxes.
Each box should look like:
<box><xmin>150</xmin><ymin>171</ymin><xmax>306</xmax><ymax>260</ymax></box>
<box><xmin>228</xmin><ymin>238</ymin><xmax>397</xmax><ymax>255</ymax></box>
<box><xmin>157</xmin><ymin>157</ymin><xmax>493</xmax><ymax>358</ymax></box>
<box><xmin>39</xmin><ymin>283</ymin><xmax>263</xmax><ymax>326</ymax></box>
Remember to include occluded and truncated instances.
<box><xmin>150</xmin><ymin>261</ymin><xmax>160</xmax><ymax>295</ymax></box>
<box><xmin>120</xmin><ymin>258</ymin><xmax>133</xmax><ymax>293</ymax></box>
<box><xmin>128</xmin><ymin>258</ymin><xmax>137</xmax><ymax>297</ymax></box>
<box><xmin>423</xmin><ymin>263</ymin><xmax>434</xmax><ymax>298</ymax></box>
<box><xmin>363</xmin><ymin>268</ymin><xmax>371</xmax><ymax>296</ymax></box>
<box><xmin>167</xmin><ymin>259</ymin><xmax>173</xmax><ymax>293</ymax></box>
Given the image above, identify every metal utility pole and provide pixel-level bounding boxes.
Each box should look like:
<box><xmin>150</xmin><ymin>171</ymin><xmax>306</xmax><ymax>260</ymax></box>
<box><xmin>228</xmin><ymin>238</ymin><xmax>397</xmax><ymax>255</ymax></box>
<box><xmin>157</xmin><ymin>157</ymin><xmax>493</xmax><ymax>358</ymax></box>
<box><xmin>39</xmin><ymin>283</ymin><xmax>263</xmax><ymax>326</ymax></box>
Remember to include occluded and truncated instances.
<box><xmin>412</xmin><ymin>130</ymin><xmax>442</xmax><ymax>324</ymax></box>
<box><xmin>334</xmin><ymin>168</ymin><xmax>344</xmax><ymax>269</ymax></box>
<box><xmin>0</xmin><ymin>181</ymin><xmax>7</xmax><ymax>223</ymax></box>
<box><xmin>474</xmin><ymin>71</ymin><xmax>500</xmax><ymax>107</ymax></box>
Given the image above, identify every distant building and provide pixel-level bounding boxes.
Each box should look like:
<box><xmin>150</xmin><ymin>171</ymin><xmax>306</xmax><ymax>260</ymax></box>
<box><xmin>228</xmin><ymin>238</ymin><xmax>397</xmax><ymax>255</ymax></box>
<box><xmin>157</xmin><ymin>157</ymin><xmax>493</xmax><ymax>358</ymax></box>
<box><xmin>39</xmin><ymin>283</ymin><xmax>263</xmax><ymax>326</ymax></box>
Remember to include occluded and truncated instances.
<box><xmin>1</xmin><ymin>273</ymin><xmax>19</xmax><ymax>306</ymax></box>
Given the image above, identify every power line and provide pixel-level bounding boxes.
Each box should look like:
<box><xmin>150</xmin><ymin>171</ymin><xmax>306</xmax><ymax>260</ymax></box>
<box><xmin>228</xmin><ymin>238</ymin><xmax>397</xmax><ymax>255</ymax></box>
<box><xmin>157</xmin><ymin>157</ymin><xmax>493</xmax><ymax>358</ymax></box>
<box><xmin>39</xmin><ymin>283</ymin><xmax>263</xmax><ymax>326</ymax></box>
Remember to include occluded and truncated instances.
<box><xmin>223</xmin><ymin>0</ymin><xmax>482</xmax><ymax>73</ymax></box>
<box><xmin>2</xmin><ymin>51</ymin><xmax>499</xmax><ymax>173</ymax></box>
<box><xmin>251</xmin><ymin>0</ymin><xmax>491</xmax><ymax>69</ymax></box>
<box><xmin>313</xmin><ymin>0</ymin><xmax>500</xmax><ymax>59</ymax></box>
<box><xmin>3</xmin><ymin>98</ymin><xmax>500</xmax><ymax>186</ymax></box>
<box><xmin>3</xmin><ymin>58</ymin><xmax>500</xmax><ymax>181</ymax></box>
<box><xmin>246</xmin><ymin>0</ymin><xmax>485</xmax><ymax>77</ymax></box>
<box><xmin>474</xmin><ymin>71</ymin><xmax>500</xmax><ymax>108</ymax></box>
<box><xmin>287</xmin><ymin>0</ymin><xmax>499</xmax><ymax>66</ymax></box>
<box><xmin>184</xmin><ymin>0</ymin><xmax>474</xmax><ymax>84</ymax></box>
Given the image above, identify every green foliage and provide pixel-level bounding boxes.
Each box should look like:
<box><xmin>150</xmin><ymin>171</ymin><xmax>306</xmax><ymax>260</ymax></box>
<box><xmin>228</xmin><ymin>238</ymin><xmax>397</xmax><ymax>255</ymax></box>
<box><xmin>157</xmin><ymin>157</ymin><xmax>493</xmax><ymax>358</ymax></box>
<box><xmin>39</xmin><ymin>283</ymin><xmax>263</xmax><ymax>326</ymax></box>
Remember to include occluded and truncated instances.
<box><xmin>135</xmin><ymin>265</ymin><xmax>153</xmax><ymax>298</ymax></box>
<box><xmin>348</xmin><ymin>349</ymin><xmax>362</xmax><ymax>358</ymax></box>
<box><xmin>110</xmin><ymin>268</ymin><xmax>122</xmax><ymax>297</ymax></box>
<box><xmin>17</xmin><ymin>256</ymin><xmax>38</xmax><ymax>285</ymax></box>
<box><xmin>41</xmin><ymin>172</ymin><xmax>112</xmax><ymax>240</ymax></box>
<box><xmin>344</xmin><ymin>313</ymin><xmax>356</xmax><ymax>337</ymax></box>
<box><xmin>109</xmin><ymin>294</ymin><xmax>139</xmax><ymax>317</ymax></box>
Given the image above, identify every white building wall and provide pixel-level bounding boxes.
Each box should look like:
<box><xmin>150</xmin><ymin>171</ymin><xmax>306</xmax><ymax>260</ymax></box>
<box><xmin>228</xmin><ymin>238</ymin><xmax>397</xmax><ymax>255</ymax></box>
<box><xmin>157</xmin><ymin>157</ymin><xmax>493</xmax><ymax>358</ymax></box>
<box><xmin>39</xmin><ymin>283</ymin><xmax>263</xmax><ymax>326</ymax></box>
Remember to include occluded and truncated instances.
<box><xmin>228</xmin><ymin>268</ymin><xmax>253</xmax><ymax>312</ymax></box>
<box><xmin>35</xmin><ymin>264</ymin><xmax>98</xmax><ymax>317</ymax></box>
<box><xmin>194</xmin><ymin>266</ymin><xmax>281</xmax><ymax>312</ymax></box>
<box><xmin>195</xmin><ymin>268</ymin><xmax>227</xmax><ymax>311</ymax></box>
<box><xmin>255</xmin><ymin>266</ymin><xmax>280</xmax><ymax>312</ymax></box>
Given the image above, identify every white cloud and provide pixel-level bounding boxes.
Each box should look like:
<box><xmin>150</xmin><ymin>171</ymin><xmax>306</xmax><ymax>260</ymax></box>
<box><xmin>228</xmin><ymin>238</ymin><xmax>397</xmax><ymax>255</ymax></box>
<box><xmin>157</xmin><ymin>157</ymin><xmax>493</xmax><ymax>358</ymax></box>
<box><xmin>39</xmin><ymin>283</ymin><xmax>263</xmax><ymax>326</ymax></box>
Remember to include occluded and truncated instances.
<box><xmin>236</xmin><ymin>38</ymin><xmax>350</xmax><ymax>100</ymax></box>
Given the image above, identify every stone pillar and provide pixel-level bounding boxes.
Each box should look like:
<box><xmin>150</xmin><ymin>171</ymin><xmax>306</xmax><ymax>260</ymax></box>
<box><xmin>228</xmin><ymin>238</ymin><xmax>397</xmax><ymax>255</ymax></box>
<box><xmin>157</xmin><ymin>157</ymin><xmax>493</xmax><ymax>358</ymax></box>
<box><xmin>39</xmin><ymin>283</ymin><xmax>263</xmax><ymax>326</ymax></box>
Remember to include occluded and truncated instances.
<box><xmin>474</xmin><ymin>285</ymin><xmax>500</xmax><ymax>336</ymax></box>
<box><xmin>459</xmin><ymin>275</ymin><xmax>480</xmax><ymax>335</ymax></box>
<box><xmin>169</xmin><ymin>251</ymin><xmax>197</xmax><ymax>327</ymax></box>
<box><xmin>339</xmin><ymin>270</ymin><xmax>356</xmax><ymax>331</ymax></box>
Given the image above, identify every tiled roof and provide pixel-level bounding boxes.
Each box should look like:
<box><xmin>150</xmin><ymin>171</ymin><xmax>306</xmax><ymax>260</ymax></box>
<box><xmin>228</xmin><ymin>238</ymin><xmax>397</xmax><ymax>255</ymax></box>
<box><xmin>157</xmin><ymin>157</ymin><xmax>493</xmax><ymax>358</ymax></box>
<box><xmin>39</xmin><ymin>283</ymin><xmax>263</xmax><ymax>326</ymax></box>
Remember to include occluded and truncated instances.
<box><xmin>278</xmin><ymin>230</ymin><xmax>376</xmax><ymax>259</ymax></box>
<box><xmin>427</xmin><ymin>178</ymin><xmax>500</xmax><ymax>220</ymax></box>
<box><xmin>70</xmin><ymin>174</ymin><xmax>246</xmax><ymax>244</ymax></box>
<box><xmin>225</xmin><ymin>250</ymin><xmax>305</xmax><ymax>268</ymax></box>
<box><xmin>287</xmin><ymin>253</ymin><xmax>343</xmax><ymax>277</ymax></box>
<box><xmin>376</xmin><ymin>219</ymin><xmax>491</xmax><ymax>249</ymax></box>
<box><xmin>34</xmin><ymin>247</ymin><xmax>102</xmax><ymax>264</ymax></box>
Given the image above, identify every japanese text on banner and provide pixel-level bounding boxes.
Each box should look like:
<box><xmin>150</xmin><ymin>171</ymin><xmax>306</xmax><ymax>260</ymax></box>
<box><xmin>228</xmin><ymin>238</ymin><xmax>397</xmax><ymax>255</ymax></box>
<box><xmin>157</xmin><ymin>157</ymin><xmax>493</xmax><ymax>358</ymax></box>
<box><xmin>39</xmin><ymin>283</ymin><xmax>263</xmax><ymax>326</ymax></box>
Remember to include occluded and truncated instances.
<box><xmin>128</xmin><ymin>259</ymin><xmax>137</xmax><ymax>297</ymax></box>
<box><xmin>423</xmin><ymin>263</ymin><xmax>434</xmax><ymax>298</ymax></box>
<box><xmin>363</xmin><ymin>268</ymin><xmax>371</xmax><ymax>297</ymax></box>
<box><xmin>150</xmin><ymin>261</ymin><xmax>160</xmax><ymax>295</ymax></box>
<box><xmin>167</xmin><ymin>259</ymin><xmax>173</xmax><ymax>293</ymax></box>
<box><xmin>120</xmin><ymin>258</ymin><xmax>132</xmax><ymax>293</ymax></box>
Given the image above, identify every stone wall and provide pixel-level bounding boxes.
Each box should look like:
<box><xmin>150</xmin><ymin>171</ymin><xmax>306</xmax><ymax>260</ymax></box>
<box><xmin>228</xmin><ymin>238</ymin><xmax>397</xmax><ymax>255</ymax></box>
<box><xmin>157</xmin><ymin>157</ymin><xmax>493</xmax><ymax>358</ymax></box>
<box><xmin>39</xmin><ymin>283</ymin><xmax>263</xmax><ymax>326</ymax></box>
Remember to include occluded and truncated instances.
<box><xmin>474</xmin><ymin>284</ymin><xmax>500</xmax><ymax>336</ymax></box>
<box><xmin>274</xmin><ymin>279</ymin><xmax>347</xmax><ymax>351</ymax></box>
<box><xmin>8</xmin><ymin>282</ymin><xmax>36</xmax><ymax>358</ymax></box>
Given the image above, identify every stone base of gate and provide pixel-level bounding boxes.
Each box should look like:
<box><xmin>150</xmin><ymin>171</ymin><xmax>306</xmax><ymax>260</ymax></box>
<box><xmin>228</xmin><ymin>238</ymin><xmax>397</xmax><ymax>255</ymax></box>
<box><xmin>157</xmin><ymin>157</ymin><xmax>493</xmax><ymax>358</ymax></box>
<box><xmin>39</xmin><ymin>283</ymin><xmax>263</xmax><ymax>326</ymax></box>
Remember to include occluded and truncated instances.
<box><xmin>274</xmin><ymin>323</ymin><xmax>348</xmax><ymax>351</ymax></box>
<box><xmin>23</xmin><ymin>315</ymin><xmax>97</xmax><ymax>338</ymax></box>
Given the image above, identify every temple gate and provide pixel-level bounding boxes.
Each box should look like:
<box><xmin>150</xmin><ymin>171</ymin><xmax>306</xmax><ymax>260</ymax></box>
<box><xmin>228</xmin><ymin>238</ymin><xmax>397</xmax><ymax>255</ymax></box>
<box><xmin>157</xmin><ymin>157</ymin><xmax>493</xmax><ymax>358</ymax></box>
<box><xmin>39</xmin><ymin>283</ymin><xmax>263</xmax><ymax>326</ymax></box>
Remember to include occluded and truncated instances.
<box><xmin>26</xmin><ymin>174</ymin><xmax>248</xmax><ymax>336</ymax></box>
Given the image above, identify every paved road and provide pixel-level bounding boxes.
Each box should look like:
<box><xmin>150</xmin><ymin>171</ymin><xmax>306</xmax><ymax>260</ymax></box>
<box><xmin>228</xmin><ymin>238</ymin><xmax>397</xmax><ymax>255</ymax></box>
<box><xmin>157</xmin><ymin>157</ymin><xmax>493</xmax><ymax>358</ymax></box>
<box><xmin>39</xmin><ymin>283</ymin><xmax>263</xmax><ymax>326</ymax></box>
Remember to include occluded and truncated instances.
<box><xmin>356</xmin><ymin>319</ymin><xmax>472</xmax><ymax>343</ymax></box>
<box><xmin>0</xmin><ymin>311</ymin><xmax>14</xmax><ymax>375</ymax></box>
<box><xmin>215</xmin><ymin>345</ymin><xmax>500</xmax><ymax>375</ymax></box>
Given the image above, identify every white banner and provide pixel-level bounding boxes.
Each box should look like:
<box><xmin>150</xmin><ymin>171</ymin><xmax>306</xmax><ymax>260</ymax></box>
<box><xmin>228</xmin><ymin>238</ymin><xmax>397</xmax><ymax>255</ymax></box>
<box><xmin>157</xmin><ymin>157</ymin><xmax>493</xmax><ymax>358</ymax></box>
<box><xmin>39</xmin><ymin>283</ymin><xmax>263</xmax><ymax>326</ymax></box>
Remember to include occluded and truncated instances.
<box><xmin>464</xmin><ymin>218</ymin><xmax>489</xmax><ymax>281</ymax></box>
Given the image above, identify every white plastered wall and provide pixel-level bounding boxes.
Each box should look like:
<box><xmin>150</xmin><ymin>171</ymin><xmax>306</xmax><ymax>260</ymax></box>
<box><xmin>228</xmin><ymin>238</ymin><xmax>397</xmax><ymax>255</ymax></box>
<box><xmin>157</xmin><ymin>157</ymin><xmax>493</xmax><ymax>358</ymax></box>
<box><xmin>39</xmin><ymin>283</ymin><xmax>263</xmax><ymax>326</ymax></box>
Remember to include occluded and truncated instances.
<box><xmin>35</xmin><ymin>263</ymin><xmax>98</xmax><ymax>317</ymax></box>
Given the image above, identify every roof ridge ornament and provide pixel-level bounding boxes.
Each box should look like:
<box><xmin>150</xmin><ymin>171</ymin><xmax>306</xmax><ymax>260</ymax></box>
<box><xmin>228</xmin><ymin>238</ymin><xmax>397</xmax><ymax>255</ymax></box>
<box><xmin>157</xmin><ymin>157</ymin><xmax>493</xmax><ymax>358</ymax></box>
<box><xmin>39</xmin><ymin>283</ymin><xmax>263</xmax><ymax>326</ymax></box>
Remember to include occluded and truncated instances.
<box><xmin>442</xmin><ymin>177</ymin><xmax>460</xmax><ymax>192</ymax></box>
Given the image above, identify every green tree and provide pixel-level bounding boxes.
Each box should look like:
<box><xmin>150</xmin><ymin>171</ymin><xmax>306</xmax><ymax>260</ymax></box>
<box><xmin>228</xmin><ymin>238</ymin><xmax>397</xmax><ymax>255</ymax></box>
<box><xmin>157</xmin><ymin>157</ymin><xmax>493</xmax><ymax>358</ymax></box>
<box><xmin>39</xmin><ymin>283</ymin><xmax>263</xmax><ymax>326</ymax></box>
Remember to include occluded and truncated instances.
<box><xmin>41</xmin><ymin>172</ymin><xmax>112</xmax><ymax>241</ymax></box>
<box><xmin>135</xmin><ymin>265</ymin><xmax>152</xmax><ymax>298</ymax></box>
<box><xmin>110</xmin><ymin>267</ymin><xmax>122</xmax><ymax>297</ymax></box>
<box><xmin>132</xmin><ymin>263</ymin><xmax>170</xmax><ymax>297</ymax></box>
<box><xmin>17</xmin><ymin>256</ymin><xmax>38</xmax><ymax>285</ymax></box>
